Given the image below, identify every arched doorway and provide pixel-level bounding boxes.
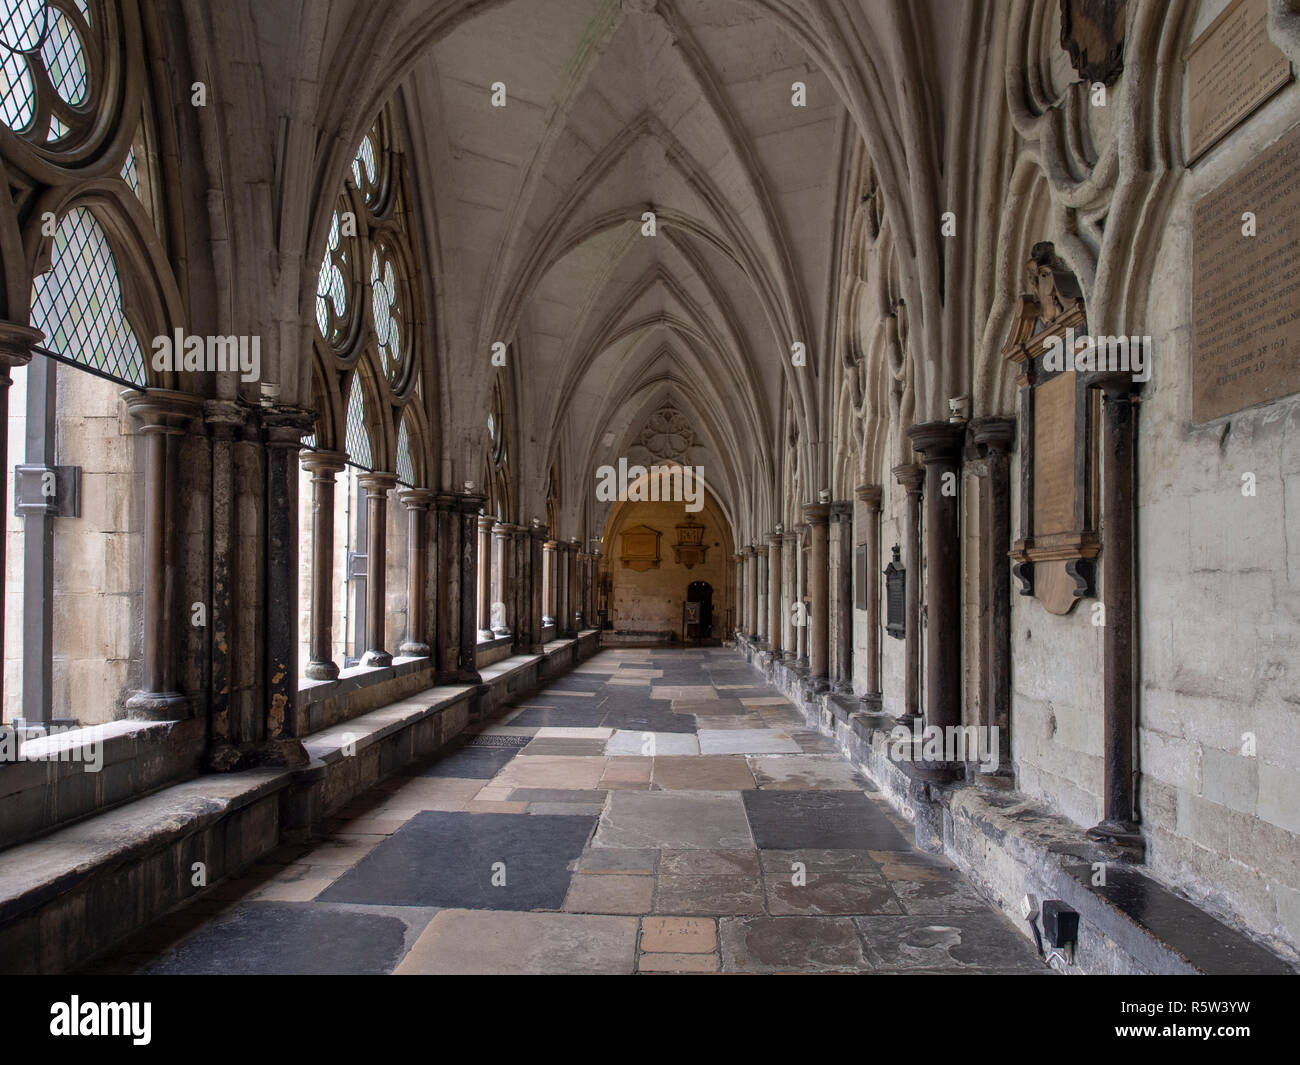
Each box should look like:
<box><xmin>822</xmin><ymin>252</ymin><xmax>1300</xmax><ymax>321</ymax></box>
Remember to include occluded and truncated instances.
<box><xmin>685</xmin><ymin>580</ymin><xmax>712</xmax><ymax>642</ymax></box>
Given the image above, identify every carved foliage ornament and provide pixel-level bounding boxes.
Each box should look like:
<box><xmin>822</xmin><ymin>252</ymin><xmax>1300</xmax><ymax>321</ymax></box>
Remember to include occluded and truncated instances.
<box><xmin>638</xmin><ymin>404</ymin><xmax>694</xmax><ymax>464</ymax></box>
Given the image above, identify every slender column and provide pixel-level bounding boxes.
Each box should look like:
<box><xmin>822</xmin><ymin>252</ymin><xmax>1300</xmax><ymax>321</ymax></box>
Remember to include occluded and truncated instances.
<box><xmin>491</xmin><ymin>521</ymin><xmax>513</xmax><ymax>636</ymax></box>
<box><xmin>205</xmin><ymin>400</ymin><xmax>247</xmax><ymax>768</ymax></box>
<box><xmin>969</xmin><ymin>419</ymin><xmax>1015</xmax><ymax>779</ymax></box>
<box><xmin>543</xmin><ymin>540</ymin><xmax>557</xmax><ymax>625</ymax></box>
<box><xmin>1088</xmin><ymin>382</ymin><xmax>1143</xmax><ymax>854</ymax></box>
<box><xmin>766</xmin><ymin>532</ymin><xmax>783</xmax><ymax>659</ymax></box>
<box><xmin>436</xmin><ymin>492</ymin><xmax>484</xmax><ymax>682</ymax></box>
<box><xmin>741</xmin><ymin>547</ymin><xmax>755</xmax><ymax>640</ymax></box>
<box><xmin>457</xmin><ymin>493</ymin><xmax>485</xmax><ymax>676</ymax></box>
<box><xmin>780</xmin><ymin>530</ymin><xmax>796</xmax><ymax>660</ymax></box>
<box><xmin>256</xmin><ymin>405</ymin><xmax>315</xmax><ymax>764</ymax></box>
<box><xmin>803</xmin><ymin>502</ymin><xmax>830</xmax><ymax>689</ymax></box>
<box><xmin>795</xmin><ymin>528</ymin><xmax>809</xmax><ymax>668</ymax></box>
<box><xmin>0</xmin><ymin>325</ymin><xmax>37</xmax><ymax>723</ymax></box>
<box><xmin>568</xmin><ymin>537</ymin><xmax>583</xmax><ymax>629</ymax></box>
<box><xmin>732</xmin><ymin>553</ymin><xmax>745</xmax><ymax>637</ymax></box>
<box><xmin>477</xmin><ymin>514</ymin><xmax>494</xmax><ymax>640</ymax></box>
<box><xmin>576</xmin><ymin>551</ymin><xmax>591</xmax><ymax>630</ymax></box>
<box><xmin>754</xmin><ymin>542</ymin><xmax>768</xmax><ymax>646</ymax></box>
<box><xmin>510</xmin><ymin>524</ymin><xmax>530</xmax><ymax>651</ymax></box>
<box><xmin>830</xmin><ymin>502</ymin><xmax>854</xmax><ymax>693</ymax></box>
<box><xmin>356</xmin><ymin>472</ymin><xmax>398</xmax><ymax>667</ymax></box>
<box><xmin>556</xmin><ymin>540</ymin><xmax>572</xmax><ymax>636</ymax></box>
<box><xmin>529</xmin><ymin>523</ymin><xmax>548</xmax><ymax>650</ymax></box>
<box><xmin>893</xmin><ymin>464</ymin><xmax>924</xmax><ymax>724</ymax></box>
<box><xmin>301</xmin><ymin>450</ymin><xmax>347</xmax><ymax>679</ymax></box>
<box><xmin>398</xmin><ymin>489</ymin><xmax>435</xmax><ymax>656</ymax></box>
<box><xmin>908</xmin><ymin>422</ymin><xmax>966</xmax><ymax>778</ymax></box>
<box><xmin>123</xmin><ymin>389</ymin><xmax>204</xmax><ymax>720</ymax></box>
<box><xmin>855</xmin><ymin>485</ymin><xmax>883</xmax><ymax>711</ymax></box>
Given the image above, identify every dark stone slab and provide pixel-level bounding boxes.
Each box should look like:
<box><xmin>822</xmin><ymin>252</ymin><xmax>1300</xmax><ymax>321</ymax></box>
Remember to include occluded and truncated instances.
<box><xmin>519</xmin><ymin>738</ymin><xmax>608</xmax><ymax>757</ymax></box>
<box><xmin>853</xmin><ymin>914</ymin><xmax>1046</xmax><ymax>972</ymax></box>
<box><xmin>509</xmin><ymin>705</ymin><xmax>608</xmax><ymax>728</ymax></box>
<box><xmin>743</xmin><ymin>790</ymin><xmax>911</xmax><ymax>851</ymax></box>
<box><xmin>600</xmin><ymin>707</ymin><xmax>697</xmax><ymax>734</ymax></box>
<box><xmin>414</xmin><ymin>744</ymin><xmax>517</xmax><ymax>778</ymax></box>
<box><xmin>508</xmin><ymin>788</ymin><xmax>609</xmax><ymax>803</ymax></box>
<box><xmin>721</xmin><ymin>915</ymin><xmax>871</xmax><ymax>972</ymax></box>
<box><xmin>145</xmin><ymin>903</ymin><xmax>413</xmax><ymax>975</ymax></box>
<box><xmin>1063</xmin><ymin>864</ymin><xmax>1296</xmax><ymax>975</ymax></box>
<box><xmin>320</xmin><ymin>811</ymin><xmax>597</xmax><ymax>910</ymax></box>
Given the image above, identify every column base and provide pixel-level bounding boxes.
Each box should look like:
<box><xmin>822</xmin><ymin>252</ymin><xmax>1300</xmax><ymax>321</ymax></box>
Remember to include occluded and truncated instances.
<box><xmin>477</xmin><ymin>629</ymin><xmax>495</xmax><ymax>643</ymax></box>
<box><xmin>831</xmin><ymin>679</ymin><xmax>853</xmax><ymax>695</ymax></box>
<box><xmin>207</xmin><ymin>742</ymin><xmax>246</xmax><ymax>772</ymax></box>
<box><xmin>858</xmin><ymin>691</ymin><xmax>883</xmax><ymax>713</ymax></box>
<box><xmin>362</xmin><ymin>649</ymin><xmax>393</xmax><ymax>668</ymax></box>
<box><xmin>255</xmin><ymin>737</ymin><xmax>310</xmax><ymax>768</ymax></box>
<box><xmin>803</xmin><ymin>674</ymin><xmax>830</xmax><ymax>695</ymax></box>
<box><xmin>125</xmin><ymin>690</ymin><xmax>189</xmax><ymax>721</ymax></box>
<box><xmin>491</xmin><ymin>627</ymin><xmax>512</xmax><ymax>638</ymax></box>
<box><xmin>1086</xmin><ymin>818</ymin><xmax>1146</xmax><ymax>860</ymax></box>
<box><xmin>399</xmin><ymin>641</ymin><xmax>431</xmax><ymax>657</ymax></box>
<box><xmin>305</xmin><ymin>659</ymin><xmax>340</xmax><ymax>682</ymax></box>
<box><xmin>976</xmin><ymin>767</ymin><xmax>1016</xmax><ymax>789</ymax></box>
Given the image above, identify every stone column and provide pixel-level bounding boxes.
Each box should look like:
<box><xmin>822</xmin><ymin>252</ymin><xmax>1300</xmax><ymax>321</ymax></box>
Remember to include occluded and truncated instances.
<box><xmin>543</xmin><ymin>540</ymin><xmax>557</xmax><ymax>625</ymax></box>
<box><xmin>781</xmin><ymin>529</ymin><xmax>797</xmax><ymax>660</ymax></box>
<box><xmin>529</xmin><ymin>524</ymin><xmax>548</xmax><ymax>650</ymax></box>
<box><xmin>1088</xmin><ymin>381</ymin><xmax>1143</xmax><ymax>855</ymax></box>
<box><xmin>477</xmin><ymin>514</ymin><xmax>494</xmax><ymax>641</ymax></box>
<box><xmin>398</xmin><ymin>489</ymin><xmax>435</xmax><ymax>657</ymax></box>
<box><xmin>741</xmin><ymin>547</ymin><xmax>756</xmax><ymax>640</ymax></box>
<box><xmin>830</xmin><ymin>502</ymin><xmax>854</xmax><ymax>693</ymax></box>
<box><xmin>908</xmin><ymin>422</ymin><xmax>965</xmax><ymax>776</ymax></box>
<box><xmin>436</xmin><ymin>491</ymin><xmax>484</xmax><ymax>683</ymax></box>
<box><xmin>795</xmin><ymin>527</ymin><xmax>809</xmax><ymax>668</ymax></box>
<box><xmin>755</xmin><ymin>542</ymin><xmax>769</xmax><ymax>646</ymax></box>
<box><xmin>0</xmin><ymin>324</ymin><xmax>37</xmax><ymax>720</ymax></box>
<box><xmin>568</xmin><ymin>537</ymin><xmax>583</xmax><ymax>629</ymax></box>
<box><xmin>766</xmin><ymin>532</ymin><xmax>782</xmax><ymax>659</ymax></box>
<box><xmin>855</xmin><ymin>485</ymin><xmax>883</xmax><ymax>711</ymax></box>
<box><xmin>123</xmin><ymin>389</ymin><xmax>205</xmax><ymax>720</ymax></box>
<box><xmin>556</xmin><ymin>540</ymin><xmax>572</xmax><ymax>636</ymax></box>
<box><xmin>732</xmin><ymin>553</ymin><xmax>745</xmax><ymax>637</ymax></box>
<box><xmin>300</xmin><ymin>450</ymin><xmax>348</xmax><ymax>679</ymax></box>
<box><xmin>491</xmin><ymin>521</ymin><xmax>513</xmax><ymax>636</ymax></box>
<box><xmin>893</xmin><ymin>464</ymin><xmax>924</xmax><ymax>724</ymax></box>
<box><xmin>205</xmin><ymin>400</ymin><xmax>247</xmax><ymax>769</ymax></box>
<box><xmin>511</xmin><ymin>524</ymin><xmax>530</xmax><ymax>651</ymax></box>
<box><xmin>356</xmin><ymin>472</ymin><xmax>398</xmax><ymax>667</ymax></box>
<box><xmin>257</xmin><ymin>405</ymin><xmax>315</xmax><ymax>764</ymax></box>
<box><xmin>969</xmin><ymin>418</ymin><xmax>1015</xmax><ymax>780</ymax></box>
<box><xmin>803</xmin><ymin>502</ymin><xmax>830</xmax><ymax>689</ymax></box>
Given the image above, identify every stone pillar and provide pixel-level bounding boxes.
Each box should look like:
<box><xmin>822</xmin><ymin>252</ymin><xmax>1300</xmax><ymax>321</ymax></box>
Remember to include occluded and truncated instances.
<box><xmin>258</xmin><ymin>405</ymin><xmax>315</xmax><ymax>764</ymax></box>
<box><xmin>543</xmin><ymin>540</ymin><xmax>558</xmax><ymax>625</ymax></box>
<box><xmin>123</xmin><ymin>389</ymin><xmax>204</xmax><ymax>720</ymax></box>
<box><xmin>205</xmin><ymin>400</ymin><xmax>247</xmax><ymax>769</ymax></box>
<box><xmin>301</xmin><ymin>450</ymin><xmax>348</xmax><ymax>679</ymax></box>
<box><xmin>477</xmin><ymin>514</ymin><xmax>494</xmax><ymax>641</ymax></box>
<box><xmin>893</xmin><ymin>464</ymin><xmax>924</xmax><ymax>724</ymax></box>
<box><xmin>908</xmin><ymin>422</ymin><xmax>965</xmax><ymax>776</ymax></box>
<box><xmin>356</xmin><ymin>472</ymin><xmax>398</xmax><ymax>667</ymax></box>
<box><xmin>529</xmin><ymin>524</ymin><xmax>548</xmax><ymax>650</ymax></box>
<box><xmin>511</xmin><ymin>524</ymin><xmax>530</xmax><ymax>651</ymax></box>
<box><xmin>855</xmin><ymin>485</ymin><xmax>883</xmax><ymax>711</ymax></box>
<box><xmin>795</xmin><ymin>527</ymin><xmax>809</xmax><ymax>668</ymax></box>
<box><xmin>755</xmin><ymin>542</ymin><xmax>768</xmax><ymax>646</ymax></box>
<box><xmin>435</xmin><ymin>490</ymin><xmax>485</xmax><ymax>683</ymax></box>
<box><xmin>732</xmin><ymin>553</ymin><xmax>745</xmax><ymax>637</ymax></box>
<box><xmin>0</xmin><ymin>325</ymin><xmax>37</xmax><ymax>720</ymax></box>
<box><xmin>766</xmin><ymin>532</ymin><xmax>782</xmax><ymax>659</ymax></box>
<box><xmin>491</xmin><ymin>521</ymin><xmax>513</xmax><ymax>636</ymax></box>
<box><xmin>568</xmin><ymin>537</ymin><xmax>583</xmax><ymax>629</ymax></box>
<box><xmin>969</xmin><ymin>418</ymin><xmax>1015</xmax><ymax>780</ymax></box>
<box><xmin>556</xmin><ymin>540</ymin><xmax>572</xmax><ymax>636</ymax></box>
<box><xmin>830</xmin><ymin>501</ymin><xmax>854</xmax><ymax>693</ymax></box>
<box><xmin>742</xmin><ymin>547</ymin><xmax>756</xmax><ymax>640</ymax></box>
<box><xmin>1088</xmin><ymin>382</ymin><xmax>1143</xmax><ymax>855</ymax></box>
<box><xmin>781</xmin><ymin>529</ymin><xmax>797</xmax><ymax>660</ymax></box>
<box><xmin>803</xmin><ymin>502</ymin><xmax>830</xmax><ymax>689</ymax></box>
<box><xmin>398</xmin><ymin>489</ymin><xmax>435</xmax><ymax>657</ymax></box>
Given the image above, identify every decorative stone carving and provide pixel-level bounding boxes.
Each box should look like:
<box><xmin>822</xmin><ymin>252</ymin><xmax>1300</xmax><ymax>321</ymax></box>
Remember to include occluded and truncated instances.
<box><xmin>637</xmin><ymin>404</ymin><xmax>695</xmax><ymax>464</ymax></box>
<box><xmin>671</xmin><ymin>517</ymin><xmax>708</xmax><ymax>568</ymax></box>
<box><xmin>619</xmin><ymin>523</ymin><xmax>662</xmax><ymax>571</ymax></box>
<box><xmin>1059</xmin><ymin>0</ymin><xmax>1126</xmax><ymax>86</ymax></box>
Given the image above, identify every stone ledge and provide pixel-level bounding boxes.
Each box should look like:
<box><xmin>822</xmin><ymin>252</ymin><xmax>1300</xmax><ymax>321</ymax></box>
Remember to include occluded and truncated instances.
<box><xmin>295</xmin><ymin>655</ymin><xmax>436</xmax><ymax>735</ymax></box>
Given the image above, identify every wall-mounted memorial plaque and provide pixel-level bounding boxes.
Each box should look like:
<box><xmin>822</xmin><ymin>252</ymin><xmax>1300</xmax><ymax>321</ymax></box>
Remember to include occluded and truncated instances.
<box><xmin>1192</xmin><ymin>121</ymin><xmax>1300</xmax><ymax>422</ymax></box>
<box><xmin>619</xmin><ymin>524</ymin><xmax>661</xmax><ymax>571</ymax></box>
<box><xmin>1186</xmin><ymin>0</ymin><xmax>1292</xmax><ymax>164</ymax></box>
<box><xmin>884</xmin><ymin>545</ymin><xmax>905</xmax><ymax>639</ymax></box>
<box><xmin>1002</xmin><ymin>242</ymin><xmax>1101</xmax><ymax>616</ymax></box>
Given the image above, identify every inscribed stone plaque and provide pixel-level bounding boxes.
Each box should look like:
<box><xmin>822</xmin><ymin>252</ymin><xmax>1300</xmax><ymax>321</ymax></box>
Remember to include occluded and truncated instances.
<box><xmin>1032</xmin><ymin>372</ymin><xmax>1077</xmax><ymax>534</ymax></box>
<box><xmin>1186</xmin><ymin>0</ymin><xmax>1292</xmax><ymax>164</ymax></box>
<box><xmin>1192</xmin><ymin>122</ymin><xmax>1300</xmax><ymax>422</ymax></box>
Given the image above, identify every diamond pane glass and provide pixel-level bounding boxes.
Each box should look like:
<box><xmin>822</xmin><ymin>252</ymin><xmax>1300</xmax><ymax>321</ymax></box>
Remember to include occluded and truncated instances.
<box><xmin>396</xmin><ymin>419</ymin><xmax>414</xmax><ymax>486</ymax></box>
<box><xmin>0</xmin><ymin>0</ymin><xmax>45</xmax><ymax>51</ymax></box>
<box><xmin>345</xmin><ymin>372</ymin><xmax>372</xmax><ymax>469</ymax></box>
<box><xmin>351</xmin><ymin>132</ymin><xmax>376</xmax><ymax>197</ymax></box>
<box><xmin>316</xmin><ymin>210</ymin><xmax>347</xmax><ymax>337</ymax></box>
<box><xmin>31</xmin><ymin>207</ymin><xmax>146</xmax><ymax>385</ymax></box>
<box><xmin>41</xmin><ymin>8</ymin><xmax>85</xmax><ymax>105</ymax></box>
<box><xmin>121</xmin><ymin>143</ymin><xmax>140</xmax><ymax>195</ymax></box>
<box><xmin>370</xmin><ymin>247</ymin><xmax>402</xmax><ymax>376</ymax></box>
<box><xmin>0</xmin><ymin>47</ymin><xmax>33</xmax><ymax>129</ymax></box>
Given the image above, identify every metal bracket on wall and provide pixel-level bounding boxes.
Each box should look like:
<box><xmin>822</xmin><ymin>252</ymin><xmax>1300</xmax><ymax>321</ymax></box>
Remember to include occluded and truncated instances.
<box><xmin>13</xmin><ymin>464</ymin><xmax>81</xmax><ymax>518</ymax></box>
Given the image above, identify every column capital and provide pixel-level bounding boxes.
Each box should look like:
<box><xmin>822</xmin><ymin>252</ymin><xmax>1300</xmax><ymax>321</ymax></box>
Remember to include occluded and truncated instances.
<box><xmin>300</xmin><ymin>448</ymin><xmax>348</xmax><ymax>475</ymax></box>
<box><xmin>830</xmin><ymin>500</ymin><xmax>853</xmax><ymax>522</ymax></box>
<box><xmin>968</xmin><ymin>415</ymin><xmax>1016</xmax><ymax>455</ymax></box>
<box><xmin>766</xmin><ymin>531</ymin><xmax>782</xmax><ymax>547</ymax></box>
<box><xmin>732</xmin><ymin>552</ymin><xmax>746</xmax><ymax>563</ymax></box>
<box><xmin>123</xmin><ymin>387</ymin><xmax>205</xmax><ymax>434</ymax></box>
<box><xmin>780</xmin><ymin>530</ymin><xmax>797</xmax><ymax>546</ymax></box>
<box><xmin>801</xmin><ymin>502</ymin><xmax>830</xmax><ymax>526</ymax></box>
<box><xmin>855</xmin><ymin>484</ymin><xmax>883</xmax><ymax>509</ymax></box>
<box><xmin>356</xmin><ymin>471</ymin><xmax>399</xmax><ymax>494</ymax></box>
<box><xmin>398</xmin><ymin>487</ymin><xmax>436</xmax><ymax>509</ymax></box>
<box><xmin>204</xmin><ymin>397</ymin><xmax>253</xmax><ymax>436</ymax></box>
<box><xmin>907</xmin><ymin>419</ymin><xmax>965</xmax><ymax>462</ymax></box>
<box><xmin>544</xmin><ymin>538</ymin><xmax>559</xmax><ymax>551</ymax></box>
<box><xmin>739</xmin><ymin>545</ymin><xmax>754</xmax><ymax>557</ymax></box>
<box><xmin>260</xmin><ymin>403</ymin><xmax>316</xmax><ymax>446</ymax></box>
<box><xmin>892</xmin><ymin>462</ymin><xmax>924</xmax><ymax>494</ymax></box>
<box><xmin>447</xmin><ymin>490</ymin><xmax>486</xmax><ymax>513</ymax></box>
<box><xmin>0</xmin><ymin>321</ymin><xmax>42</xmax><ymax>369</ymax></box>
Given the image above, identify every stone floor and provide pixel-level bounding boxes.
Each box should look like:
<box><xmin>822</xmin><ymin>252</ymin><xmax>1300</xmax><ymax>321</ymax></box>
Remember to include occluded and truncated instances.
<box><xmin>83</xmin><ymin>649</ymin><xmax>1049</xmax><ymax>975</ymax></box>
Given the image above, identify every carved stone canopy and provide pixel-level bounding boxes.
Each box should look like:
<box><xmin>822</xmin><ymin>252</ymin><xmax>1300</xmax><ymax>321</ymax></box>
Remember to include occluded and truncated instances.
<box><xmin>672</xmin><ymin>517</ymin><xmax>708</xmax><ymax>569</ymax></box>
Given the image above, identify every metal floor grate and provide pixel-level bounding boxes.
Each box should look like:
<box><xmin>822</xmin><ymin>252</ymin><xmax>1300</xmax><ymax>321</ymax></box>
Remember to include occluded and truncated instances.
<box><xmin>464</xmin><ymin>734</ymin><xmax>531</xmax><ymax>749</ymax></box>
